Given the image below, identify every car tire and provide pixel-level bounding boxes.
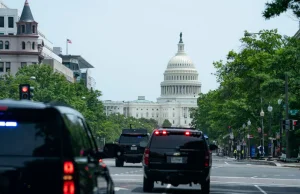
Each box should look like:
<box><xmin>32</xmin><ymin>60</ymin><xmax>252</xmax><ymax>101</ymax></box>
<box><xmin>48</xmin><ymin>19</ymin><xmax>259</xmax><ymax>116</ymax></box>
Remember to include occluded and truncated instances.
<box><xmin>115</xmin><ymin>159</ymin><xmax>124</xmax><ymax>167</ymax></box>
<box><xmin>143</xmin><ymin>176</ymin><xmax>154</xmax><ymax>192</ymax></box>
<box><xmin>201</xmin><ymin>179</ymin><xmax>210</xmax><ymax>194</ymax></box>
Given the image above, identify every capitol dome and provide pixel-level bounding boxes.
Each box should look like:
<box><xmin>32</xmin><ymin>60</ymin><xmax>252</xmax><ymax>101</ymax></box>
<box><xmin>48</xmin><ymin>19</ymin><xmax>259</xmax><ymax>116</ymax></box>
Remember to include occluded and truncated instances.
<box><xmin>158</xmin><ymin>33</ymin><xmax>201</xmax><ymax>101</ymax></box>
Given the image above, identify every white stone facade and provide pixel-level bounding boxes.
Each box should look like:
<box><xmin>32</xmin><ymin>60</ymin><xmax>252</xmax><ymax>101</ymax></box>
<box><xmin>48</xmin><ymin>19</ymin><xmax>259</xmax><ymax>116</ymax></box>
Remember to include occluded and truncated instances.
<box><xmin>0</xmin><ymin>8</ymin><xmax>18</xmax><ymax>35</ymax></box>
<box><xmin>103</xmin><ymin>34</ymin><xmax>201</xmax><ymax>127</ymax></box>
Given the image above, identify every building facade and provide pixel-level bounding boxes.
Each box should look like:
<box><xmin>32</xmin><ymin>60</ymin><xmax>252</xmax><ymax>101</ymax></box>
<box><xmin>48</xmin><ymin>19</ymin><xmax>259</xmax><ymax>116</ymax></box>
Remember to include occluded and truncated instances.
<box><xmin>0</xmin><ymin>0</ymin><xmax>74</xmax><ymax>82</ymax></box>
<box><xmin>103</xmin><ymin>33</ymin><xmax>201</xmax><ymax>127</ymax></box>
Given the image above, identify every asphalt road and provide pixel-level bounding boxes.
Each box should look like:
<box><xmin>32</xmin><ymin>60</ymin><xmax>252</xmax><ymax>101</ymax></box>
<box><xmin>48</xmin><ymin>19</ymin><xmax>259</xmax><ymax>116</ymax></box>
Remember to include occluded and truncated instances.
<box><xmin>103</xmin><ymin>156</ymin><xmax>300</xmax><ymax>194</ymax></box>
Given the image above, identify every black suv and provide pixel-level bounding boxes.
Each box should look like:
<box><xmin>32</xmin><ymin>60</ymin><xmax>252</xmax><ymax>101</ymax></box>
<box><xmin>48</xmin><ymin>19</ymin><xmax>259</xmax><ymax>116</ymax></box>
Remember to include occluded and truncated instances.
<box><xmin>142</xmin><ymin>127</ymin><xmax>217</xmax><ymax>193</ymax></box>
<box><xmin>0</xmin><ymin>99</ymin><xmax>115</xmax><ymax>194</ymax></box>
<box><xmin>115</xmin><ymin>129</ymin><xmax>149</xmax><ymax>167</ymax></box>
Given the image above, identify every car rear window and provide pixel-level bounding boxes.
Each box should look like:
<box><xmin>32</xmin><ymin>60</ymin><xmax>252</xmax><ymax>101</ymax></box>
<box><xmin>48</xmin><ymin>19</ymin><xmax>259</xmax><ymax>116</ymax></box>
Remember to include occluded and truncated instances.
<box><xmin>119</xmin><ymin>134</ymin><xmax>148</xmax><ymax>144</ymax></box>
<box><xmin>0</xmin><ymin>108</ymin><xmax>62</xmax><ymax>157</ymax></box>
<box><xmin>150</xmin><ymin>134</ymin><xmax>206</xmax><ymax>150</ymax></box>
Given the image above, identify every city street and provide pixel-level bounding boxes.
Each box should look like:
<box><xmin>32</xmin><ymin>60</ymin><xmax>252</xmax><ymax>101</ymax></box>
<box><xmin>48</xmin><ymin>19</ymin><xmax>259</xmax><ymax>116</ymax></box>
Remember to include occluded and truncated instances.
<box><xmin>103</xmin><ymin>156</ymin><xmax>300</xmax><ymax>194</ymax></box>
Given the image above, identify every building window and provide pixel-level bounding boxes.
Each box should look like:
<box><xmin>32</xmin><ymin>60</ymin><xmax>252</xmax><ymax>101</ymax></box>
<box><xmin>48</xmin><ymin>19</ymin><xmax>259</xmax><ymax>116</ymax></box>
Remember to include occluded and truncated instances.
<box><xmin>173</xmin><ymin>120</ymin><xmax>175</xmax><ymax>124</ymax></box>
<box><xmin>185</xmin><ymin>120</ymin><xmax>187</xmax><ymax>124</ymax></box>
<box><xmin>0</xmin><ymin>62</ymin><xmax>3</xmax><ymax>72</ymax></box>
<box><xmin>32</xmin><ymin>25</ymin><xmax>36</xmax><ymax>33</ymax></box>
<box><xmin>5</xmin><ymin>62</ymin><xmax>10</xmax><ymax>72</ymax></box>
<box><xmin>22</xmin><ymin>42</ymin><xmax>25</xmax><ymax>50</ymax></box>
<box><xmin>146</xmin><ymin>112</ymin><xmax>149</xmax><ymax>117</ymax></box>
<box><xmin>8</xmin><ymin>33</ymin><xmax>14</xmax><ymax>35</ymax></box>
<box><xmin>32</xmin><ymin>62</ymin><xmax>37</xmax><ymax>65</ymax></box>
<box><xmin>5</xmin><ymin>41</ymin><xmax>9</xmax><ymax>49</ymax></box>
<box><xmin>21</xmin><ymin>25</ymin><xmax>25</xmax><ymax>33</ymax></box>
<box><xmin>141</xmin><ymin>113</ymin><xmax>143</xmax><ymax>117</ymax></box>
<box><xmin>0</xmin><ymin>41</ymin><xmax>3</xmax><ymax>49</ymax></box>
<box><xmin>8</xmin><ymin>17</ymin><xmax>14</xmax><ymax>28</ymax></box>
<box><xmin>173</xmin><ymin>113</ymin><xmax>175</xmax><ymax>117</ymax></box>
<box><xmin>32</xmin><ymin>42</ymin><xmax>35</xmax><ymax>50</ymax></box>
<box><xmin>0</xmin><ymin>17</ymin><xmax>4</xmax><ymax>28</ymax></box>
<box><xmin>21</xmin><ymin>62</ymin><xmax>27</xmax><ymax>68</ymax></box>
<box><xmin>136</xmin><ymin>113</ymin><xmax>138</xmax><ymax>118</ymax></box>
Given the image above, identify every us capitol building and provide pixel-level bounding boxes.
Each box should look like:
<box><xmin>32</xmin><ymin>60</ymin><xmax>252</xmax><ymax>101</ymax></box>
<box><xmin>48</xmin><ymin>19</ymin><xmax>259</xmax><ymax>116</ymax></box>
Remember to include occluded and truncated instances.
<box><xmin>103</xmin><ymin>33</ymin><xmax>201</xmax><ymax>127</ymax></box>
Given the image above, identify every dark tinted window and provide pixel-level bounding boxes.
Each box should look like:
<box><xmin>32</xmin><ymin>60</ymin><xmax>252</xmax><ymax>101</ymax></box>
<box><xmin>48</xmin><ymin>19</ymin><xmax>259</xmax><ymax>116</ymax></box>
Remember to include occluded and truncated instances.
<box><xmin>8</xmin><ymin>17</ymin><xmax>14</xmax><ymax>28</ymax></box>
<box><xmin>150</xmin><ymin>134</ymin><xmax>205</xmax><ymax>150</ymax></box>
<box><xmin>0</xmin><ymin>108</ymin><xmax>62</xmax><ymax>157</ymax></box>
<box><xmin>0</xmin><ymin>17</ymin><xmax>4</xmax><ymax>27</ymax></box>
<box><xmin>119</xmin><ymin>134</ymin><xmax>148</xmax><ymax>144</ymax></box>
<box><xmin>63</xmin><ymin>114</ymin><xmax>92</xmax><ymax>157</ymax></box>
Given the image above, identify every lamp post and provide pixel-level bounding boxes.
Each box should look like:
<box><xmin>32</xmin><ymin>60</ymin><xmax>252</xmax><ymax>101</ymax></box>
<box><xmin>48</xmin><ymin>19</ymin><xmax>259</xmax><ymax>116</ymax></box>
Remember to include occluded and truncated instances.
<box><xmin>268</xmin><ymin>103</ymin><xmax>273</xmax><ymax>158</ymax></box>
<box><xmin>278</xmin><ymin>99</ymin><xmax>283</xmax><ymax>155</ymax></box>
<box><xmin>242</xmin><ymin>123</ymin><xmax>246</xmax><ymax>159</ymax></box>
<box><xmin>260</xmin><ymin>109</ymin><xmax>265</xmax><ymax>157</ymax></box>
<box><xmin>247</xmin><ymin>119</ymin><xmax>251</xmax><ymax>158</ymax></box>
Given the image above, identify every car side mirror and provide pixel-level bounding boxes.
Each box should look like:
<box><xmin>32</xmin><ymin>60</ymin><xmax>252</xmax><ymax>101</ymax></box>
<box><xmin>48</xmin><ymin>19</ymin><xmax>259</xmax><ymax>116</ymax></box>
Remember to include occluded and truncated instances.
<box><xmin>139</xmin><ymin>141</ymin><xmax>147</xmax><ymax>148</ymax></box>
<box><xmin>209</xmin><ymin>144</ymin><xmax>218</xmax><ymax>151</ymax></box>
<box><xmin>102</xmin><ymin>143</ymin><xmax>122</xmax><ymax>158</ymax></box>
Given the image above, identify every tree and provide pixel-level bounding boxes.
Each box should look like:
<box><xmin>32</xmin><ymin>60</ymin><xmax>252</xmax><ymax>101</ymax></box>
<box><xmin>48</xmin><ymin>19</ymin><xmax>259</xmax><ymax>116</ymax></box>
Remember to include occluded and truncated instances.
<box><xmin>263</xmin><ymin>0</ymin><xmax>300</xmax><ymax>19</ymax></box>
<box><xmin>191</xmin><ymin>30</ymin><xmax>300</xmax><ymax>157</ymax></box>
<box><xmin>162</xmin><ymin>119</ymin><xmax>172</xmax><ymax>127</ymax></box>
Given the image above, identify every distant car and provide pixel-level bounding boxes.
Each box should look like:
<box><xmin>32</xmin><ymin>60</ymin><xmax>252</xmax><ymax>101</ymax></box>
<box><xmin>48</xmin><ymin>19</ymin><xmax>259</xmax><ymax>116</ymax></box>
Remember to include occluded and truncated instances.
<box><xmin>115</xmin><ymin>129</ymin><xmax>149</xmax><ymax>167</ymax></box>
<box><xmin>142</xmin><ymin>127</ymin><xmax>218</xmax><ymax>194</ymax></box>
<box><xmin>0</xmin><ymin>99</ymin><xmax>115</xmax><ymax>194</ymax></box>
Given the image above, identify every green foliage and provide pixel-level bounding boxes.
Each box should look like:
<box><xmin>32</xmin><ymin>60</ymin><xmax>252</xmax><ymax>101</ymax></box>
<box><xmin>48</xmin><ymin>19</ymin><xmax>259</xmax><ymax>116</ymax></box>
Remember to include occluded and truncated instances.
<box><xmin>191</xmin><ymin>30</ymin><xmax>300</xmax><ymax>155</ymax></box>
<box><xmin>0</xmin><ymin>64</ymin><xmax>158</xmax><ymax>145</ymax></box>
<box><xmin>263</xmin><ymin>0</ymin><xmax>300</xmax><ymax>19</ymax></box>
<box><xmin>162</xmin><ymin>119</ymin><xmax>172</xmax><ymax>127</ymax></box>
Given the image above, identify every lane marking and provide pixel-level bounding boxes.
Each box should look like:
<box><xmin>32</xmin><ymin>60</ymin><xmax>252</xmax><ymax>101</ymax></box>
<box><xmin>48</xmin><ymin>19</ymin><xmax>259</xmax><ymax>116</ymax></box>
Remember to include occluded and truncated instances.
<box><xmin>255</xmin><ymin>185</ymin><xmax>267</xmax><ymax>194</ymax></box>
<box><xmin>162</xmin><ymin>184</ymin><xmax>172</xmax><ymax>194</ymax></box>
<box><xmin>211</xmin><ymin>181</ymin><xmax>300</xmax><ymax>187</ymax></box>
<box><xmin>225</xmin><ymin>162</ymin><xmax>229</xmax><ymax>165</ymax></box>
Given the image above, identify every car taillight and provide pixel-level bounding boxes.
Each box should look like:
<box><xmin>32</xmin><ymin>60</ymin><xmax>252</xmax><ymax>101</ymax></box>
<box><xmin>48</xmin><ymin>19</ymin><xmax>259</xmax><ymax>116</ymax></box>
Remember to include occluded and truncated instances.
<box><xmin>154</xmin><ymin>130</ymin><xmax>159</xmax><ymax>135</ymax></box>
<box><xmin>185</xmin><ymin>131</ymin><xmax>190</xmax><ymax>136</ymax></box>
<box><xmin>162</xmin><ymin>130</ymin><xmax>167</xmax><ymax>135</ymax></box>
<box><xmin>64</xmin><ymin>161</ymin><xmax>74</xmax><ymax>174</ymax></box>
<box><xmin>63</xmin><ymin>181</ymin><xmax>75</xmax><ymax>194</ymax></box>
<box><xmin>204</xmin><ymin>151</ymin><xmax>209</xmax><ymax>167</ymax></box>
<box><xmin>143</xmin><ymin>148</ymin><xmax>150</xmax><ymax>166</ymax></box>
<box><xmin>63</xmin><ymin>161</ymin><xmax>75</xmax><ymax>194</ymax></box>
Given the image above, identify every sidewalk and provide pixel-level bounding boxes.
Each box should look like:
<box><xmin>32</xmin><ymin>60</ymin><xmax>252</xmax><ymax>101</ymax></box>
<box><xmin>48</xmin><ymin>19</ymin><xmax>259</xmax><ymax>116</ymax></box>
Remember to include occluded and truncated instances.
<box><xmin>236</xmin><ymin>158</ymin><xmax>300</xmax><ymax>168</ymax></box>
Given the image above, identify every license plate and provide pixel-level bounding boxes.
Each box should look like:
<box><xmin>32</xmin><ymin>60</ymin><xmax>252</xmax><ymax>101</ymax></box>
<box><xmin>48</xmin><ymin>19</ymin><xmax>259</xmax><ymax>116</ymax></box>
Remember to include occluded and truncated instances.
<box><xmin>171</xmin><ymin>157</ymin><xmax>183</xmax><ymax>163</ymax></box>
<box><xmin>131</xmin><ymin>147</ymin><xmax>137</xmax><ymax>150</ymax></box>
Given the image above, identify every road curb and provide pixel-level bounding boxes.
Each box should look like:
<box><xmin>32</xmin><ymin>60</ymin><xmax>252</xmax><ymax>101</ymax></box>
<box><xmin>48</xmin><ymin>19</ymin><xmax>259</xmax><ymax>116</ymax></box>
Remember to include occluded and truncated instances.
<box><xmin>236</xmin><ymin>160</ymin><xmax>277</xmax><ymax>166</ymax></box>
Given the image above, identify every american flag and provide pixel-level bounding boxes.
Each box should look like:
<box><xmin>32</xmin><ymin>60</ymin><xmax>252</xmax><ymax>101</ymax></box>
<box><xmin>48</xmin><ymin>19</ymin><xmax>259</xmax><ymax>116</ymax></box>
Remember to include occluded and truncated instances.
<box><xmin>67</xmin><ymin>39</ymin><xmax>72</xmax><ymax>44</ymax></box>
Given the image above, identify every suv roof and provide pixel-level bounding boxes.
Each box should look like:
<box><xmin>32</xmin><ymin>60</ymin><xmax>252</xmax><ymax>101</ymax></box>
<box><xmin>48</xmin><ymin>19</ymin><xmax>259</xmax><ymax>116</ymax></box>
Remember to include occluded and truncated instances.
<box><xmin>0</xmin><ymin>99</ymin><xmax>84</xmax><ymax>118</ymax></box>
<box><xmin>155</xmin><ymin>127</ymin><xmax>203</xmax><ymax>133</ymax></box>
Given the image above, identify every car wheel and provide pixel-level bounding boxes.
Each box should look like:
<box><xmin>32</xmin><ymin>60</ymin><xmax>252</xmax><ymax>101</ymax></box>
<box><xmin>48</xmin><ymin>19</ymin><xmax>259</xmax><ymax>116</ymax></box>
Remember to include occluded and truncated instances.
<box><xmin>201</xmin><ymin>179</ymin><xmax>210</xmax><ymax>194</ymax></box>
<box><xmin>115</xmin><ymin>159</ymin><xmax>124</xmax><ymax>167</ymax></box>
<box><xmin>143</xmin><ymin>176</ymin><xmax>154</xmax><ymax>192</ymax></box>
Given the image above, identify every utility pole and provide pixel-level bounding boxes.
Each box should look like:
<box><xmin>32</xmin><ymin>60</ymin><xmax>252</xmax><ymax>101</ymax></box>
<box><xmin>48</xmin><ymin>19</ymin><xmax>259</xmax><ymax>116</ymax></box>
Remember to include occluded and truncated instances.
<box><xmin>285</xmin><ymin>73</ymin><xmax>290</xmax><ymax>158</ymax></box>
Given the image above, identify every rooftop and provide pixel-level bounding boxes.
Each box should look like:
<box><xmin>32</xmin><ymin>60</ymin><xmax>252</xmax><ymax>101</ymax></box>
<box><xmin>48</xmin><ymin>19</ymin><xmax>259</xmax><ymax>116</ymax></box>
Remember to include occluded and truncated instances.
<box><xmin>60</xmin><ymin>55</ymin><xmax>94</xmax><ymax>69</ymax></box>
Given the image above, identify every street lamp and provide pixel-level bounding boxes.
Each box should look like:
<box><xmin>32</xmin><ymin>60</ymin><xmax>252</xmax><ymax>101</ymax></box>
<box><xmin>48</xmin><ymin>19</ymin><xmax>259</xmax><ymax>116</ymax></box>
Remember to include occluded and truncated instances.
<box><xmin>247</xmin><ymin>119</ymin><xmax>251</xmax><ymax>158</ymax></box>
<box><xmin>268</xmin><ymin>103</ymin><xmax>273</xmax><ymax>158</ymax></box>
<box><xmin>278</xmin><ymin>99</ymin><xmax>283</xmax><ymax>154</ymax></box>
<box><xmin>260</xmin><ymin>109</ymin><xmax>265</xmax><ymax>157</ymax></box>
<box><xmin>242</xmin><ymin>124</ymin><xmax>246</xmax><ymax>159</ymax></box>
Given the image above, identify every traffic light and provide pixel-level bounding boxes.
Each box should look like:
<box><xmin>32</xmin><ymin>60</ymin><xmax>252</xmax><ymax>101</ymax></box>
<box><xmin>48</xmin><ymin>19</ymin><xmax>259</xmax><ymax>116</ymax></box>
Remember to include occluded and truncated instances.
<box><xmin>292</xmin><ymin>120</ymin><xmax>299</xmax><ymax>130</ymax></box>
<box><xmin>282</xmin><ymin>119</ymin><xmax>290</xmax><ymax>130</ymax></box>
<box><xmin>19</xmin><ymin>84</ymin><xmax>31</xmax><ymax>100</ymax></box>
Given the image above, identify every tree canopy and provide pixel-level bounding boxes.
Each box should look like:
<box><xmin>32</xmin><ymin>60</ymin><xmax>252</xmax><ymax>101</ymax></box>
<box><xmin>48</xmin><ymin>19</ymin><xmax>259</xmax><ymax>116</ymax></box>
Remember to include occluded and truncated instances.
<box><xmin>263</xmin><ymin>0</ymin><xmax>300</xmax><ymax>19</ymax></box>
<box><xmin>191</xmin><ymin>30</ymin><xmax>300</xmax><ymax>157</ymax></box>
<box><xmin>0</xmin><ymin>64</ymin><xmax>159</xmax><ymax>145</ymax></box>
<box><xmin>162</xmin><ymin>119</ymin><xmax>172</xmax><ymax>127</ymax></box>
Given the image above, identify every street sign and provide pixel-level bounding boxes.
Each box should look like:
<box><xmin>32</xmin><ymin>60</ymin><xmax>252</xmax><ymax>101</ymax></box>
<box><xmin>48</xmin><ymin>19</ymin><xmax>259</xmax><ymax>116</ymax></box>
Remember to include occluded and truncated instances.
<box><xmin>237</xmin><ymin>145</ymin><xmax>241</xmax><ymax>151</ymax></box>
<box><xmin>289</xmin><ymin>109</ymin><xmax>299</xmax><ymax>116</ymax></box>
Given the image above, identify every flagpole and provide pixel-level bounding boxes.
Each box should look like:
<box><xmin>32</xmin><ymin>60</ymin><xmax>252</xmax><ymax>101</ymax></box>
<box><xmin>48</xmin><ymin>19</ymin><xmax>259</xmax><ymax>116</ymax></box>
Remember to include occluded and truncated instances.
<box><xmin>66</xmin><ymin>39</ymin><xmax>68</xmax><ymax>55</ymax></box>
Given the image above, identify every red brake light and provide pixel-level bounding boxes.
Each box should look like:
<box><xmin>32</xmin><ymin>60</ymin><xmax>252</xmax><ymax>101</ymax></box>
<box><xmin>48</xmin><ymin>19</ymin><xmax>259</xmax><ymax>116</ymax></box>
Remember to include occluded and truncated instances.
<box><xmin>0</xmin><ymin>106</ymin><xmax>8</xmax><ymax>111</ymax></box>
<box><xmin>143</xmin><ymin>148</ymin><xmax>150</xmax><ymax>166</ymax></box>
<box><xmin>162</xmin><ymin>130</ymin><xmax>167</xmax><ymax>135</ymax></box>
<box><xmin>22</xmin><ymin>86</ymin><xmax>28</xmax><ymax>93</ymax></box>
<box><xmin>204</xmin><ymin>151</ymin><xmax>209</xmax><ymax>167</ymax></box>
<box><xmin>63</xmin><ymin>181</ymin><xmax>75</xmax><ymax>194</ymax></box>
<box><xmin>154</xmin><ymin>130</ymin><xmax>159</xmax><ymax>135</ymax></box>
<box><xmin>64</xmin><ymin>161</ymin><xmax>74</xmax><ymax>174</ymax></box>
<box><xmin>99</xmin><ymin>159</ymin><xmax>103</xmax><ymax>163</ymax></box>
<box><xmin>185</xmin><ymin>131</ymin><xmax>190</xmax><ymax>136</ymax></box>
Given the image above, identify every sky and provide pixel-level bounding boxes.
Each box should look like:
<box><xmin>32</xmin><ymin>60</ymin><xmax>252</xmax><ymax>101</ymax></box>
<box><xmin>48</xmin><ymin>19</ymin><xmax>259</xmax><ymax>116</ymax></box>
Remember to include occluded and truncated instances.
<box><xmin>4</xmin><ymin>0</ymin><xmax>299</xmax><ymax>102</ymax></box>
